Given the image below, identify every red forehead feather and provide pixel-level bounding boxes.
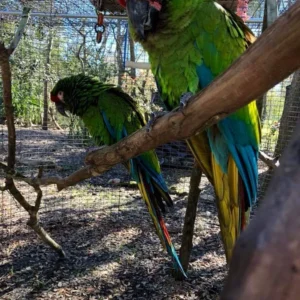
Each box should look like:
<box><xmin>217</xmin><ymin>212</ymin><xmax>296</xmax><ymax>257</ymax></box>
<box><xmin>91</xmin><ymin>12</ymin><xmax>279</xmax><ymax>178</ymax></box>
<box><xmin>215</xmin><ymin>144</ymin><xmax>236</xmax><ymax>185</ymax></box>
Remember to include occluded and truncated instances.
<box><xmin>50</xmin><ymin>94</ymin><xmax>59</xmax><ymax>103</ymax></box>
<box><xmin>118</xmin><ymin>0</ymin><xmax>126</xmax><ymax>7</ymax></box>
<box><xmin>118</xmin><ymin>0</ymin><xmax>162</xmax><ymax>11</ymax></box>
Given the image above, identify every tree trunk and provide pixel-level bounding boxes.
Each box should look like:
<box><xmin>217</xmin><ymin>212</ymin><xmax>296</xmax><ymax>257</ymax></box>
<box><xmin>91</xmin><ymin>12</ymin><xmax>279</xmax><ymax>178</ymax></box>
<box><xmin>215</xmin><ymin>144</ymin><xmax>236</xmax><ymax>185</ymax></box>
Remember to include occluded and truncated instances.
<box><xmin>42</xmin><ymin>28</ymin><xmax>52</xmax><ymax>130</ymax></box>
<box><xmin>0</xmin><ymin>44</ymin><xmax>16</xmax><ymax>169</ymax></box>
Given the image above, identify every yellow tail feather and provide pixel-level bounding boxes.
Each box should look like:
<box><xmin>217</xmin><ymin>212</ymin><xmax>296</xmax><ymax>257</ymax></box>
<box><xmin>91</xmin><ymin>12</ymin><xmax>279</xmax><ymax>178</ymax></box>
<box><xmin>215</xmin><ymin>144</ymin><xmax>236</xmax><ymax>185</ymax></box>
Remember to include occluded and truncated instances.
<box><xmin>186</xmin><ymin>133</ymin><xmax>213</xmax><ymax>182</ymax></box>
<box><xmin>212</xmin><ymin>155</ymin><xmax>240</xmax><ymax>262</ymax></box>
<box><xmin>186</xmin><ymin>134</ymin><xmax>249</xmax><ymax>262</ymax></box>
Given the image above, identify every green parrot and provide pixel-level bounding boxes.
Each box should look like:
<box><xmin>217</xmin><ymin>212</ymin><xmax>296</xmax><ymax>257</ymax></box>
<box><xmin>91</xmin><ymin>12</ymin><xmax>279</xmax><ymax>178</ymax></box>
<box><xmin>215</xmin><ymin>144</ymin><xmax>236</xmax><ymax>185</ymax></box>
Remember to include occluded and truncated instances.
<box><xmin>50</xmin><ymin>74</ymin><xmax>186</xmax><ymax>277</ymax></box>
<box><xmin>118</xmin><ymin>0</ymin><xmax>261</xmax><ymax>262</ymax></box>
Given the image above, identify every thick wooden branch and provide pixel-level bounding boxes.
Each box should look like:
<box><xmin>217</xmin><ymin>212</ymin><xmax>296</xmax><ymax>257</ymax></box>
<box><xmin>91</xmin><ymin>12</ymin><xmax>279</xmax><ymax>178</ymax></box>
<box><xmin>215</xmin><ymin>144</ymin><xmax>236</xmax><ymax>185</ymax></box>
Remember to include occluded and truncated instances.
<box><xmin>84</xmin><ymin>1</ymin><xmax>300</xmax><ymax>172</ymax></box>
<box><xmin>221</xmin><ymin>119</ymin><xmax>300</xmax><ymax>300</ymax></box>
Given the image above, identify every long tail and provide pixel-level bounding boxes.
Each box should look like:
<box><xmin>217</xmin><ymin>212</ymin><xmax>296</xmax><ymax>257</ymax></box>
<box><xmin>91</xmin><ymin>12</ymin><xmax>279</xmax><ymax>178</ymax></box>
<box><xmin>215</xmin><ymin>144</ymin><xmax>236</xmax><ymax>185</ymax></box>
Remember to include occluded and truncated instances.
<box><xmin>131</xmin><ymin>159</ymin><xmax>187</xmax><ymax>277</ymax></box>
<box><xmin>186</xmin><ymin>133</ymin><xmax>250</xmax><ymax>262</ymax></box>
<box><xmin>211</xmin><ymin>155</ymin><xmax>249</xmax><ymax>261</ymax></box>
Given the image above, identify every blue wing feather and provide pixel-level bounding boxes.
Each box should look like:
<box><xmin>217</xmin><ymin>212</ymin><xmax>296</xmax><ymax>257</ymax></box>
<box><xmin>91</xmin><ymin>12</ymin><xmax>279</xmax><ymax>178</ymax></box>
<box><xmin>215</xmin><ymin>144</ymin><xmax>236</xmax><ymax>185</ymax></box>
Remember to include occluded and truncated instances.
<box><xmin>196</xmin><ymin>61</ymin><xmax>258</xmax><ymax>207</ymax></box>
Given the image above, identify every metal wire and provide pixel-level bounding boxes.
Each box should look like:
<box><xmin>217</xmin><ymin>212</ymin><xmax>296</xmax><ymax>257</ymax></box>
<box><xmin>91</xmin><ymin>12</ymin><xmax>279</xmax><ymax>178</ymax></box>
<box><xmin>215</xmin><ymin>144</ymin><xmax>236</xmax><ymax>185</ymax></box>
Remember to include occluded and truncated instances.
<box><xmin>0</xmin><ymin>0</ymin><xmax>298</xmax><ymax>240</ymax></box>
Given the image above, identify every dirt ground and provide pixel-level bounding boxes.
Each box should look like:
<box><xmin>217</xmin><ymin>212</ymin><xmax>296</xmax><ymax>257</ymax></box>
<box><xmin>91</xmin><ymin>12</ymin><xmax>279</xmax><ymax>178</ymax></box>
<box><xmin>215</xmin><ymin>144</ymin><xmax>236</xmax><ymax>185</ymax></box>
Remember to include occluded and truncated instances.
<box><xmin>0</xmin><ymin>128</ymin><xmax>231</xmax><ymax>299</ymax></box>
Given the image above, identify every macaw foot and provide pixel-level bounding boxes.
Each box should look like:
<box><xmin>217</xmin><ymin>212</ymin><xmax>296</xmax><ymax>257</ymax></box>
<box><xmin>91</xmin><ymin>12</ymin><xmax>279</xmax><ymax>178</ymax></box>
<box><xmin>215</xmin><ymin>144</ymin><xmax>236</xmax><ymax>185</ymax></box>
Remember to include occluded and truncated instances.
<box><xmin>180</xmin><ymin>92</ymin><xmax>194</xmax><ymax>109</ymax></box>
<box><xmin>146</xmin><ymin>111</ymin><xmax>168</xmax><ymax>132</ymax></box>
<box><xmin>151</xmin><ymin>91</ymin><xmax>161</xmax><ymax>104</ymax></box>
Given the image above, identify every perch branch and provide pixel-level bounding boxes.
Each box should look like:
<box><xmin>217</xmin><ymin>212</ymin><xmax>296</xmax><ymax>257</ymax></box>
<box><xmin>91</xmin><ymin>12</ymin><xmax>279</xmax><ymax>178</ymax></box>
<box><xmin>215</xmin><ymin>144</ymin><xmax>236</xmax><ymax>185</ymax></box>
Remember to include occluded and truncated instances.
<box><xmin>221</xmin><ymin>119</ymin><xmax>300</xmax><ymax>300</ymax></box>
<box><xmin>26</xmin><ymin>167</ymin><xmax>66</xmax><ymax>258</ymax></box>
<box><xmin>0</xmin><ymin>161</ymin><xmax>92</xmax><ymax>191</ymax></box>
<box><xmin>2</xmin><ymin>1</ymin><xmax>300</xmax><ymax>194</ymax></box>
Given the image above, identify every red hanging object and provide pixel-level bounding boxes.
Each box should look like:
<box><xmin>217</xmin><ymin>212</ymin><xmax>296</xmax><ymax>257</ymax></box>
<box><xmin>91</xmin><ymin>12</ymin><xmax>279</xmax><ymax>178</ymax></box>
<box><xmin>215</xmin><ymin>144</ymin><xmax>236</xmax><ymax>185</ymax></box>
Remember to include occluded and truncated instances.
<box><xmin>95</xmin><ymin>12</ymin><xmax>105</xmax><ymax>43</ymax></box>
<box><xmin>118</xmin><ymin>0</ymin><xmax>126</xmax><ymax>7</ymax></box>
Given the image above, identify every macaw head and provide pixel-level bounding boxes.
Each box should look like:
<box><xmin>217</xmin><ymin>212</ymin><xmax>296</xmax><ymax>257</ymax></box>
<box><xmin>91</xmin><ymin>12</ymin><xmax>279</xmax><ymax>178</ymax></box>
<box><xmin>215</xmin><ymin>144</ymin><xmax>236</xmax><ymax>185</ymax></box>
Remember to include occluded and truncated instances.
<box><xmin>50</xmin><ymin>83</ymin><xmax>69</xmax><ymax>118</ymax></box>
<box><xmin>118</xmin><ymin>0</ymin><xmax>163</xmax><ymax>41</ymax></box>
<box><xmin>50</xmin><ymin>74</ymin><xmax>94</xmax><ymax>117</ymax></box>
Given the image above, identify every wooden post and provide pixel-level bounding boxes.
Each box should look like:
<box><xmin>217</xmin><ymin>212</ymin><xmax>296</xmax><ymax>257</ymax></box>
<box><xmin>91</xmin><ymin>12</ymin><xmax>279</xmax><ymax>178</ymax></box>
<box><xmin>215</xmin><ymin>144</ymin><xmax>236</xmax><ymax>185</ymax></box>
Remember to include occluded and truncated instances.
<box><xmin>178</xmin><ymin>163</ymin><xmax>202</xmax><ymax>276</ymax></box>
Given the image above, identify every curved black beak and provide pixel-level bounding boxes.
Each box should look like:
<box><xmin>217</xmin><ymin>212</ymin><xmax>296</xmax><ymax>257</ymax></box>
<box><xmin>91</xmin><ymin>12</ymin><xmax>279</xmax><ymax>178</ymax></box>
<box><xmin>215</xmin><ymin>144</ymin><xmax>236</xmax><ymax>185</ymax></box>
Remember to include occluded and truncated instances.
<box><xmin>55</xmin><ymin>102</ymin><xmax>68</xmax><ymax>117</ymax></box>
<box><xmin>126</xmin><ymin>0</ymin><xmax>160</xmax><ymax>40</ymax></box>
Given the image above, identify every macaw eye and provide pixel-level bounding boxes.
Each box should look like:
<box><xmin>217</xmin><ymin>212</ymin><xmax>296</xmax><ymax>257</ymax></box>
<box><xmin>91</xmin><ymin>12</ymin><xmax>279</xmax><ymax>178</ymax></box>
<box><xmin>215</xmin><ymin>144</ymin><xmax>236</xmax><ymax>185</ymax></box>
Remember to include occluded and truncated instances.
<box><xmin>57</xmin><ymin>91</ymin><xmax>64</xmax><ymax>102</ymax></box>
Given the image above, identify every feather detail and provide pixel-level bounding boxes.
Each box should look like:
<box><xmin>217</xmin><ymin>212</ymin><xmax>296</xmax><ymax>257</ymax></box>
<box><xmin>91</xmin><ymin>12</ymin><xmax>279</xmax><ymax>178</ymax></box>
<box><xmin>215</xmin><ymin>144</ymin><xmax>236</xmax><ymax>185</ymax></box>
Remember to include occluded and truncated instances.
<box><xmin>125</xmin><ymin>0</ymin><xmax>261</xmax><ymax>263</ymax></box>
<box><xmin>51</xmin><ymin>74</ymin><xmax>186</xmax><ymax>277</ymax></box>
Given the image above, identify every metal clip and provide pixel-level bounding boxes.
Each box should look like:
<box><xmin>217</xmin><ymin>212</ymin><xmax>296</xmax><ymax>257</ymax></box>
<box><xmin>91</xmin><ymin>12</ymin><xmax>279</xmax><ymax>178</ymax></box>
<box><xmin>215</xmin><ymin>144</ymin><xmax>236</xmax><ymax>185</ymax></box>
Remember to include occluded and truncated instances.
<box><xmin>95</xmin><ymin>12</ymin><xmax>105</xmax><ymax>43</ymax></box>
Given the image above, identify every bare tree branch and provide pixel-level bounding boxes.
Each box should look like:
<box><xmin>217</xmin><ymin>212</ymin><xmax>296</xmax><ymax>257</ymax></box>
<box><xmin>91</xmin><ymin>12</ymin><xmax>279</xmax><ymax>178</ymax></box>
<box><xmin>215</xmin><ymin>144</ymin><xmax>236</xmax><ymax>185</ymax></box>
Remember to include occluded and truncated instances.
<box><xmin>66</xmin><ymin>18</ymin><xmax>88</xmax><ymax>73</ymax></box>
<box><xmin>8</xmin><ymin>7</ymin><xmax>31</xmax><ymax>55</ymax></box>
<box><xmin>259</xmin><ymin>151</ymin><xmax>280</xmax><ymax>169</ymax></box>
<box><xmin>0</xmin><ymin>6</ymin><xmax>65</xmax><ymax>258</ymax></box>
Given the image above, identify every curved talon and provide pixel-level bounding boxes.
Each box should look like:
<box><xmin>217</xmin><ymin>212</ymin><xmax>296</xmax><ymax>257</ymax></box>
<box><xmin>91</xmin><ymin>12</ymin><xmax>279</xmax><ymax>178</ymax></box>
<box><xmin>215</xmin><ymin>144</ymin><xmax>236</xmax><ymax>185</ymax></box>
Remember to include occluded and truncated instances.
<box><xmin>146</xmin><ymin>111</ymin><xmax>168</xmax><ymax>132</ymax></box>
<box><xmin>180</xmin><ymin>92</ymin><xmax>194</xmax><ymax>109</ymax></box>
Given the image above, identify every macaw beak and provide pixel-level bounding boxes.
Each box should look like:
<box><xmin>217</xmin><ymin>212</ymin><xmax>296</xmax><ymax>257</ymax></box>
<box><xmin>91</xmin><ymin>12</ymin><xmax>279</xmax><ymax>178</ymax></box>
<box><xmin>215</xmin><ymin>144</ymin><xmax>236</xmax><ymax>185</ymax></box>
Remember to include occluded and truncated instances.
<box><xmin>55</xmin><ymin>101</ymin><xmax>68</xmax><ymax>117</ymax></box>
<box><xmin>126</xmin><ymin>0</ymin><xmax>160</xmax><ymax>40</ymax></box>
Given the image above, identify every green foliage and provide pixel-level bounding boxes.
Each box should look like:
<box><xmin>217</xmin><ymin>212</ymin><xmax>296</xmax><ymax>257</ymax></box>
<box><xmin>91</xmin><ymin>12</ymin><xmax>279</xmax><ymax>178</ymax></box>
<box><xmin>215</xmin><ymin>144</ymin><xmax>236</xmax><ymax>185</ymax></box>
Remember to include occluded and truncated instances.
<box><xmin>0</xmin><ymin>15</ymin><xmax>121</xmax><ymax>133</ymax></box>
<box><xmin>260</xmin><ymin>90</ymin><xmax>285</xmax><ymax>152</ymax></box>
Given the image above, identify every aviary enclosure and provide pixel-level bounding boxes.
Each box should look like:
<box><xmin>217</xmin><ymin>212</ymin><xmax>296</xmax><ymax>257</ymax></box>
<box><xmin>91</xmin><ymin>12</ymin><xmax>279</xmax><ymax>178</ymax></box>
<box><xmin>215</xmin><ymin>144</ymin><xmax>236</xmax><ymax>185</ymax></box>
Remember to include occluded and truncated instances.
<box><xmin>0</xmin><ymin>0</ymin><xmax>299</xmax><ymax>299</ymax></box>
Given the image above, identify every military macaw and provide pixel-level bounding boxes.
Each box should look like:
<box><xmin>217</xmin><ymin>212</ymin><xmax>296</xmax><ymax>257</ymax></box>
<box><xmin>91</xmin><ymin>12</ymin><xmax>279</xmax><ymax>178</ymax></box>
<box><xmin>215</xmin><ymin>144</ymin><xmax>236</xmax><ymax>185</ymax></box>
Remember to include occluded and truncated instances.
<box><xmin>50</xmin><ymin>74</ymin><xmax>186</xmax><ymax>277</ymax></box>
<box><xmin>118</xmin><ymin>0</ymin><xmax>261</xmax><ymax>262</ymax></box>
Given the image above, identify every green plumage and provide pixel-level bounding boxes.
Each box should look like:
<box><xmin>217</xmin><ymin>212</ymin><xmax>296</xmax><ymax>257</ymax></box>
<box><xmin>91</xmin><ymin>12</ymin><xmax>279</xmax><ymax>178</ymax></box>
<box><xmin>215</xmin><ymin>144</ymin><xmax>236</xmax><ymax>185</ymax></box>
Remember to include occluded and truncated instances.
<box><xmin>51</xmin><ymin>74</ymin><xmax>186</xmax><ymax>276</ymax></box>
<box><xmin>125</xmin><ymin>0</ymin><xmax>261</xmax><ymax>262</ymax></box>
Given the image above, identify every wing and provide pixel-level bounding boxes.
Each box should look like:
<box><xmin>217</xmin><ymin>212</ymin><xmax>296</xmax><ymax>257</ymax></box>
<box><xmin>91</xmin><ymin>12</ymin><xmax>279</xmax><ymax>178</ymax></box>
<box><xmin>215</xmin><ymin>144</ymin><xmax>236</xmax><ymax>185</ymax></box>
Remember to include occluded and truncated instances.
<box><xmin>193</xmin><ymin>3</ymin><xmax>260</xmax><ymax>206</ymax></box>
<box><xmin>97</xmin><ymin>89</ymin><xmax>163</xmax><ymax>178</ymax></box>
<box><xmin>151</xmin><ymin>2</ymin><xmax>260</xmax><ymax>206</ymax></box>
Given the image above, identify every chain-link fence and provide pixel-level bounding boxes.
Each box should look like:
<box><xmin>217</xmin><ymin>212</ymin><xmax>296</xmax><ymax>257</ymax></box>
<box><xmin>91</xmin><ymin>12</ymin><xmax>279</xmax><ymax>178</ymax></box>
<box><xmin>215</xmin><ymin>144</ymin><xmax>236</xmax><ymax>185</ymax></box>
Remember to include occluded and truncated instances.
<box><xmin>0</xmin><ymin>0</ymin><xmax>299</xmax><ymax>298</ymax></box>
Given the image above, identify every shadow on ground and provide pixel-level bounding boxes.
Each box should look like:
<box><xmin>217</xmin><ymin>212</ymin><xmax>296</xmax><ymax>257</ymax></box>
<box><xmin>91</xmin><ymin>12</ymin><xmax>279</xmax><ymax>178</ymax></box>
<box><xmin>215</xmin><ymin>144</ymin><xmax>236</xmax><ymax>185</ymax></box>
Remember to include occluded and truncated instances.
<box><xmin>0</xmin><ymin>181</ymin><xmax>226</xmax><ymax>300</ymax></box>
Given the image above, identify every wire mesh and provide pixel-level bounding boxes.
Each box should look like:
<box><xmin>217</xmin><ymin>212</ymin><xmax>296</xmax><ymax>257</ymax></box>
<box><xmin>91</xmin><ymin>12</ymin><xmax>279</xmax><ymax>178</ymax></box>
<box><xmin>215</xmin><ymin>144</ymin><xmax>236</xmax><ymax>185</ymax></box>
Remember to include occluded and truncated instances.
<box><xmin>0</xmin><ymin>0</ymin><xmax>299</xmax><ymax>283</ymax></box>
